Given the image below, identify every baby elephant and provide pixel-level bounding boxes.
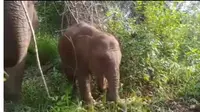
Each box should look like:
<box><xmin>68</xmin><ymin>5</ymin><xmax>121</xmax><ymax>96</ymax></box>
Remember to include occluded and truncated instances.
<box><xmin>58</xmin><ymin>22</ymin><xmax>122</xmax><ymax>105</ymax></box>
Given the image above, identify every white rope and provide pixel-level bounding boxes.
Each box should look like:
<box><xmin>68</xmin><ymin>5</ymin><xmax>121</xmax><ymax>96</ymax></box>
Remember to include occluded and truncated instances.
<box><xmin>21</xmin><ymin>1</ymin><xmax>51</xmax><ymax>98</ymax></box>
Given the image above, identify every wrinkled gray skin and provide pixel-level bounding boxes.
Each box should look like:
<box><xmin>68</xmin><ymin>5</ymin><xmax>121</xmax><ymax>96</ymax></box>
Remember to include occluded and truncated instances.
<box><xmin>58</xmin><ymin>22</ymin><xmax>122</xmax><ymax>105</ymax></box>
<box><xmin>4</xmin><ymin>1</ymin><xmax>39</xmax><ymax>102</ymax></box>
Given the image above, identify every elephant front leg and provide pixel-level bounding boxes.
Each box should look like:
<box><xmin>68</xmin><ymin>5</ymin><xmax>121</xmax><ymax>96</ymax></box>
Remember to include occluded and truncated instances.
<box><xmin>104</xmin><ymin>69</ymin><xmax>120</xmax><ymax>102</ymax></box>
<box><xmin>77</xmin><ymin>69</ymin><xmax>95</xmax><ymax>105</ymax></box>
<box><xmin>4</xmin><ymin>58</ymin><xmax>26</xmax><ymax>102</ymax></box>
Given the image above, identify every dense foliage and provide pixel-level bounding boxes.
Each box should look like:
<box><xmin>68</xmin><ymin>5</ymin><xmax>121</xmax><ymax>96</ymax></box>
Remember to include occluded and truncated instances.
<box><xmin>5</xmin><ymin>1</ymin><xmax>200</xmax><ymax>112</ymax></box>
<box><xmin>106</xmin><ymin>1</ymin><xmax>200</xmax><ymax>110</ymax></box>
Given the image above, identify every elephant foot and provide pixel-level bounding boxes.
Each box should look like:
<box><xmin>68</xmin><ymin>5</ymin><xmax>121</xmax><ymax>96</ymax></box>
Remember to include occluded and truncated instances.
<box><xmin>83</xmin><ymin>99</ymin><xmax>96</xmax><ymax>111</ymax></box>
<box><xmin>83</xmin><ymin>97</ymin><xmax>96</xmax><ymax>106</ymax></box>
<box><xmin>106</xmin><ymin>92</ymin><xmax>120</xmax><ymax>102</ymax></box>
<box><xmin>82</xmin><ymin>92</ymin><xmax>96</xmax><ymax>105</ymax></box>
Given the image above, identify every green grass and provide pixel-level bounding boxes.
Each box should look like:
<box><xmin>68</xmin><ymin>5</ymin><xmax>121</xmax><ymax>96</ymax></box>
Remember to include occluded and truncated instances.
<box><xmin>4</xmin><ymin>54</ymin><xmax>200</xmax><ymax>112</ymax></box>
<box><xmin>3</xmin><ymin>66</ymin><xmax>147</xmax><ymax>112</ymax></box>
<box><xmin>4</xmin><ymin>65</ymin><xmax>199</xmax><ymax>112</ymax></box>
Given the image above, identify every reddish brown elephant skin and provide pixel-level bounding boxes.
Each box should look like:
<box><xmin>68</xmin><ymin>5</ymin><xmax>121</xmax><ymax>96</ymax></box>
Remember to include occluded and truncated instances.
<box><xmin>58</xmin><ymin>22</ymin><xmax>122</xmax><ymax>104</ymax></box>
<box><xmin>4</xmin><ymin>1</ymin><xmax>39</xmax><ymax>102</ymax></box>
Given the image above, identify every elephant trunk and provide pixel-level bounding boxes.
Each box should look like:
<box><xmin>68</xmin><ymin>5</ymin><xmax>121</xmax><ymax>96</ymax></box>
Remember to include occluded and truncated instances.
<box><xmin>4</xmin><ymin>1</ymin><xmax>32</xmax><ymax>67</ymax></box>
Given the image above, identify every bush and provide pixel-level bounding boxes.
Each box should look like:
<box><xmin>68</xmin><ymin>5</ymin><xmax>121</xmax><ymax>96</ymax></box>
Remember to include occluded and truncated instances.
<box><xmin>105</xmin><ymin>1</ymin><xmax>200</xmax><ymax>110</ymax></box>
<box><xmin>27</xmin><ymin>33</ymin><xmax>59</xmax><ymax>66</ymax></box>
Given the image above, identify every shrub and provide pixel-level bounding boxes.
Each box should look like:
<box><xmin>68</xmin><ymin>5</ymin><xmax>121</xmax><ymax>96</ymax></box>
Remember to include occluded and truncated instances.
<box><xmin>105</xmin><ymin>1</ymin><xmax>200</xmax><ymax>105</ymax></box>
<box><xmin>27</xmin><ymin>33</ymin><xmax>59</xmax><ymax>66</ymax></box>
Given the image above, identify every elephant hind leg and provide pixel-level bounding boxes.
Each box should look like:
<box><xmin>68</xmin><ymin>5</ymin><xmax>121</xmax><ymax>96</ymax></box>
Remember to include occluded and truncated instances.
<box><xmin>90</xmin><ymin>74</ymin><xmax>107</xmax><ymax>101</ymax></box>
<box><xmin>96</xmin><ymin>75</ymin><xmax>107</xmax><ymax>93</ymax></box>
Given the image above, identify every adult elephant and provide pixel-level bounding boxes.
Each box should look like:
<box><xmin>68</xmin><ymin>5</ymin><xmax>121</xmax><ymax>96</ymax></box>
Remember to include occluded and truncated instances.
<box><xmin>58</xmin><ymin>22</ymin><xmax>122</xmax><ymax>105</ymax></box>
<box><xmin>4</xmin><ymin>1</ymin><xmax>39</xmax><ymax>102</ymax></box>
